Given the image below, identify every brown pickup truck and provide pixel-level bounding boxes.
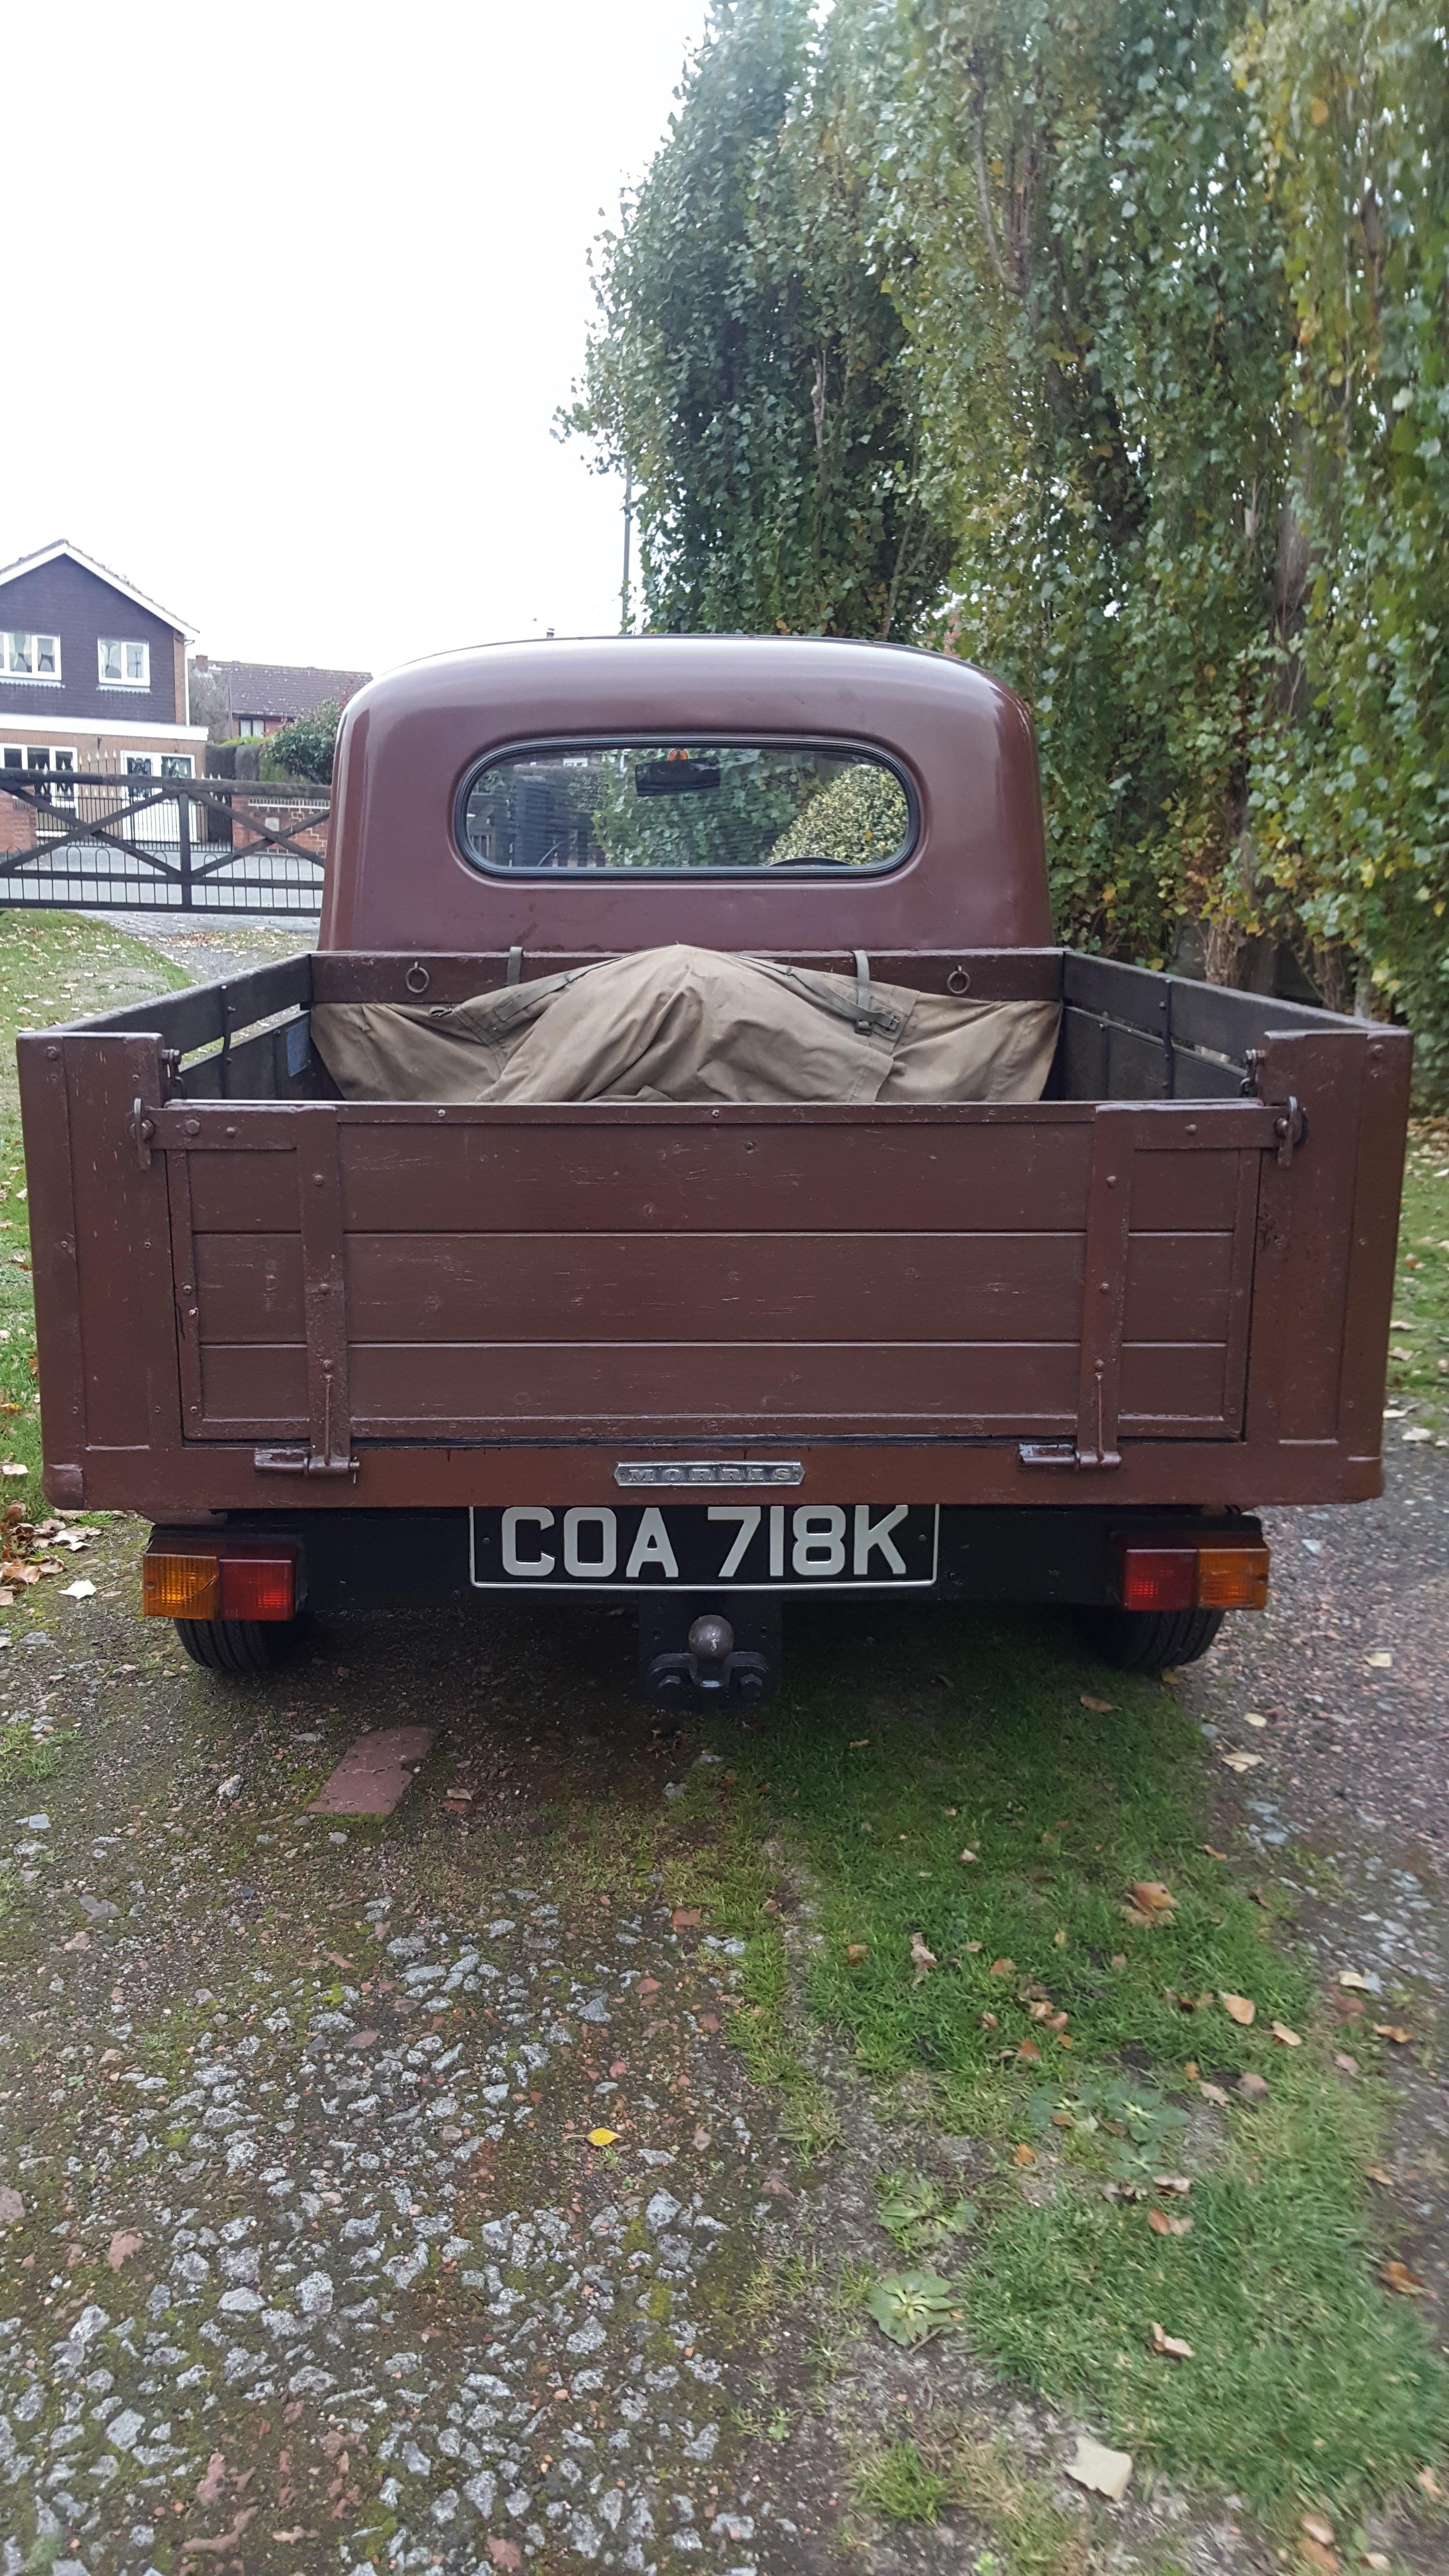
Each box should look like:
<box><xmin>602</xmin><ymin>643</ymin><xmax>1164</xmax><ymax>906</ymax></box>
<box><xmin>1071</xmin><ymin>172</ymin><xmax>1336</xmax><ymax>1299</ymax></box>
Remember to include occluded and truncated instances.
<box><xmin>18</xmin><ymin>637</ymin><xmax>1411</xmax><ymax>1698</ymax></box>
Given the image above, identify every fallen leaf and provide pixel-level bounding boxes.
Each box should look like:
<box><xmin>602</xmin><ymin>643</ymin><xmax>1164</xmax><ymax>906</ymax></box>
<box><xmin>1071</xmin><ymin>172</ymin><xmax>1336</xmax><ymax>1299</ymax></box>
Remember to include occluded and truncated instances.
<box><xmin>1301</xmin><ymin>2512</ymin><xmax>1336</xmax><ymax>2549</ymax></box>
<box><xmin>1110</xmin><ymin>1953</ymin><xmax>1127</xmax><ymax>1971</ymax></box>
<box><xmin>958</xmin><ymin>1848</ymin><xmax>978</xmax><ymax>1865</ymax></box>
<box><xmin>108</xmin><ymin>2230</ymin><xmax>144</xmax><ymax>2270</ymax></box>
<box><xmin>1017</xmin><ymin>2038</ymin><xmax>1042</xmax><ymax>2063</ymax></box>
<box><xmin>347</xmin><ymin>2029</ymin><xmax>380</xmax><ymax>2050</ymax></box>
<box><xmin>587</xmin><ymin>2127</ymin><xmax>618</xmax><ymax>2148</ymax></box>
<box><xmin>1338</xmin><ymin>1969</ymin><xmax>1374</xmax><ymax>1991</ymax></box>
<box><xmin>989</xmin><ymin>1957</ymin><xmax>1014</xmax><ymax>1977</ymax></box>
<box><xmin>1013</xmin><ymin>2142</ymin><xmax>1036</xmax><ymax>2167</ymax></box>
<box><xmin>1365</xmin><ymin>2166</ymin><xmax>1395</xmax><ymax>2187</ymax></box>
<box><xmin>1242</xmin><ymin>1711</ymin><xmax>1268</xmax><ymax>1729</ymax></box>
<box><xmin>1154</xmin><ymin>2175</ymin><xmax>1192</xmax><ymax>2193</ymax></box>
<box><xmin>1373</xmin><ymin>2024</ymin><xmax>1413</xmax><ymax>2045</ymax></box>
<box><xmin>487</xmin><ymin>2544</ymin><xmax>523</xmax><ymax>2572</ymax></box>
<box><xmin>1080</xmin><ymin>1693</ymin><xmax>1115</xmax><ymax>1712</ymax></box>
<box><xmin>1147</xmin><ymin>2207</ymin><xmax>1193</xmax><ymax>2237</ymax></box>
<box><xmin>1203</xmin><ymin>1844</ymin><xmax>1229</xmax><ymax>1860</ymax></box>
<box><xmin>910</xmin><ymin>1932</ymin><xmax>937</xmax><ymax>1983</ymax></box>
<box><xmin>61</xmin><ymin>1578</ymin><xmax>96</xmax><ymax>1600</ymax></box>
<box><xmin>1064</xmin><ymin>2434</ymin><xmax>1133</xmax><ymax>2501</ymax></box>
<box><xmin>845</xmin><ymin>1943</ymin><xmax>869</xmax><ymax>1965</ymax></box>
<box><xmin>1221</xmin><ymin>1749</ymin><xmax>1264</xmax><ymax>1772</ymax></box>
<box><xmin>1184</xmin><ymin>2060</ymin><xmax>1199</xmax><ymax>2081</ymax></box>
<box><xmin>1298</xmin><ymin>2540</ymin><xmax>1339</xmax><ymax>2574</ymax></box>
<box><xmin>980</xmin><ymin>2010</ymin><xmax>998</xmax><ymax>2030</ymax></box>
<box><xmin>1418</xmin><ymin>2465</ymin><xmax>1444</xmax><ymax>2502</ymax></box>
<box><xmin>1053</xmin><ymin>1927</ymin><xmax>1066</xmax><ymax>1948</ymax></box>
<box><xmin>1238</xmin><ymin>2069</ymin><xmax>1269</xmax><ymax>2100</ymax></box>
<box><xmin>1129</xmin><ymin>1880</ymin><xmax>1178</xmax><ymax>1914</ymax></box>
<box><xmin>1150</xmin><ymin>2321</ymin><xmax>1194</xmax><ymax>2358</ymax></box>
<box><xmin>1199</xmin><ymin>2080</ymin><xmax>1229</xmax><ymax>2106</ymax></box>
<box><xmin>0</xmin><ymin>1463</ymin><xmax>25</xmax><ymax>1478</ymax></box>
<box><xmin>1271</xmin><ymin>2021</ymin><xmax>1302</xmax><ymax>2048</ymax></box>
<box><xmin>1365</xmin><ymin>1651</ymin><xmax>1393</xmax><ymax>1669</ymax></box>
<box><xmin>671</xmin><ymin>1907</ymin><xmax>701</xmax><ymax>1931</ymax></box>
<box><xmin>848</xmin><ymin>1737</ymin><xmax>870</xmax><ymax>1748</ymax></box>
<box><xmin>637</xmin><ymin>1976</ymin><xmax>661</xmax><ymax>1996</ymax></box>
<box><xmin>1220</xmin><ymin>1992</ymin><xmax>1256</xmax><ymax>2026</ymax></box>
<box><xmin>1333</xmin><ymin>2052</ymin><xmax>1359</xmax><ymax>2076</ymax></box>
<box><xmin>1383</xmin><ymin>2259</ymin><xmax>1425</xmax><ymax>2296</ymax></box>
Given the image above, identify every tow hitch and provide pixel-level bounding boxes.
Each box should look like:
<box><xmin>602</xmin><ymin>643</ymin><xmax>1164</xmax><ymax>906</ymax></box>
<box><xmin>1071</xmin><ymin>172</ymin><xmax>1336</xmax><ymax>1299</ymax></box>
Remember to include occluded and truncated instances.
<box><xmin>639</xmin><ymin>1599</ymin><xmax>779</xmax><ymax>1704</ymax></box>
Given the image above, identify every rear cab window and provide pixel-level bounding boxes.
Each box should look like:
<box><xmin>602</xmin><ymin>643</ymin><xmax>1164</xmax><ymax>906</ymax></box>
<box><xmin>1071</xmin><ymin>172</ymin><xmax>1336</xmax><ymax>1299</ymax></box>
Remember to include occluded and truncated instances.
<box><xmin>456</xmin><ymin>740</ymin><xmax>915</xmax><ymax>876</ymax></box>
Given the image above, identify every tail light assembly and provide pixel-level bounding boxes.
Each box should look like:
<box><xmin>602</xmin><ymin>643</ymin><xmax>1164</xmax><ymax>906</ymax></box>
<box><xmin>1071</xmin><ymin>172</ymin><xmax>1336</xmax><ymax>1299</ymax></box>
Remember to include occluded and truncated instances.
<box><xmin>143</xmin><ymin>1536</ymin><xmax>300</xmax><ymax>1623</ymax></box>
<box><xmin>1118</xmin><ymin>1538</ymin><xmax>1270</xmax><ymax>1615</ymax></box>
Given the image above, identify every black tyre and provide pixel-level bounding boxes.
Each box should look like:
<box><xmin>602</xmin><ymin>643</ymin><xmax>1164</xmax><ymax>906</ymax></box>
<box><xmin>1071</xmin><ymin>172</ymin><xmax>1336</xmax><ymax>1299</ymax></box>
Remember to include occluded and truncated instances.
<box><xmin>174</xmin><ymin>1617</ymin><xmax>283</xmax><ymax>1676</ymax></box>
<box><xmin>1076</xmin><ymin>1605</ymin><xmax>1224</xmax><ymax>1674</ymax></box>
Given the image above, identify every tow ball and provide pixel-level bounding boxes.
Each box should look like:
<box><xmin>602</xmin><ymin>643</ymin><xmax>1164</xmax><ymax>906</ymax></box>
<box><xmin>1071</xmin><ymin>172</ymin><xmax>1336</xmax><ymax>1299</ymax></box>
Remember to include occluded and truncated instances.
<box><xmin>639</xmin><ymin>1600</ymin><xmax>779</xmax><ymax>1704</ymax></box>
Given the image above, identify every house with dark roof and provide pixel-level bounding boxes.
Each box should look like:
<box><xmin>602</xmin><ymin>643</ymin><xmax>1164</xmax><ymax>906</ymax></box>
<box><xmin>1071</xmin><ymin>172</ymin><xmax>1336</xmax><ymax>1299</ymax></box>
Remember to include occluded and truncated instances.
<box><xmin>187</xmin><ymin>658</ymin><xmax>371</xmax><ymax>742</ymax></box>
<box><xmin>0</xmin><ymin>539</ymin><xmax>208</xmax><ymax>791</ymax></box>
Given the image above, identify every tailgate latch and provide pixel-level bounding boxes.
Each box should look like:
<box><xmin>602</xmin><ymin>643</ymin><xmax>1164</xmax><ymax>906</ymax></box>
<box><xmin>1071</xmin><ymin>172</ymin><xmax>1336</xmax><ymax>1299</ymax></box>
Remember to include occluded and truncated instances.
<box><xmin>254</xmin><ymin>1445</ymin><xmax>360</xmax><ymax>1479</ymax></box>
<box><xmin>1018</xmin><ymin>1439</ymin><xmax>1123</xmax><ymax>1472</ymax></box>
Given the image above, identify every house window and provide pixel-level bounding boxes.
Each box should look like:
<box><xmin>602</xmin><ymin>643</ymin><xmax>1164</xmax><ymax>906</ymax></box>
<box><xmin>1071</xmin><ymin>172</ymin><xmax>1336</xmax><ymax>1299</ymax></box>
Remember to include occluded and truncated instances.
<box><xmin>99</xmin><ymin>639</ymin><xmax>150</xmax><ymax>687</ymax></box>
<box><xmin>236</xmin><ymin>715</ymin><xmax>268</xmax><ymax>737</ymax></box>
<box><xmin>123</xmin><ymin>753</ymin><xmax>193</xmax><ymax>779</ymax></box>
<box><xmin>2</xmin><ymin>632</ymin><xmax>62</xmax><ymax>680</ymax></box>
<box><xmin>2</xmin><ymin>747</ymin><xmax>77</xmax><ymax>808</ymax></box>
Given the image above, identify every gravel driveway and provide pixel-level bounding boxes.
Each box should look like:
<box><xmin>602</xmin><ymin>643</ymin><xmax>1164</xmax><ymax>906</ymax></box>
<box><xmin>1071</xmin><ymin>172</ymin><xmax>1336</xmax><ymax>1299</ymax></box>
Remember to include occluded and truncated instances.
<box><xmin>0</xmin><ymin>1453</ymin><xmax>1442</xmax><ymax>2576</ymax></box>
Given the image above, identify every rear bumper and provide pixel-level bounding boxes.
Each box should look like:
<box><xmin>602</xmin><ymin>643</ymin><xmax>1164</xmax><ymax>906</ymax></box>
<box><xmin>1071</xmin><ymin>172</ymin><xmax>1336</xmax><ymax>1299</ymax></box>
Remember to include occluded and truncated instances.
<box><xmin>146</xmin><ymin>1505</ymin><xmax>1267</xmax><ymax>1617</ymax></box>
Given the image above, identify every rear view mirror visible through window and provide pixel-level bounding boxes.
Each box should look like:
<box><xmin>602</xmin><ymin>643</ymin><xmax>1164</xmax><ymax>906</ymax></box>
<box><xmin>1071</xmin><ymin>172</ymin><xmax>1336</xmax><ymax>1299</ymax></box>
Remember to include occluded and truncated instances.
<box><xmin>457</xmin><ymin>740</ymin><xmax>914</xmax><ymax>875</ymax></box>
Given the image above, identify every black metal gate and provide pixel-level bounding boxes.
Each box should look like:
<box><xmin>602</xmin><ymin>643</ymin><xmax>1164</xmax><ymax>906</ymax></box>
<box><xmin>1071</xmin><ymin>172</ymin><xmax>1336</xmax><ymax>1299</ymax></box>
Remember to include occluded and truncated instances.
<box><xmin>0</xmin><ymin>773</ymin><xmax>328</xmax><ymax>914</ymax></box>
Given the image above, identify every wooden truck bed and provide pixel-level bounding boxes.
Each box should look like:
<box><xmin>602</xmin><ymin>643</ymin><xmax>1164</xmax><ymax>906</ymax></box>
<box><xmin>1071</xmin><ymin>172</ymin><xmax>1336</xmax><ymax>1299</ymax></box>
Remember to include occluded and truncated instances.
<box><xmin>18</xmin><ymin>947</ymin><xmax>1410</xmax><ymax>1520</ymax></box>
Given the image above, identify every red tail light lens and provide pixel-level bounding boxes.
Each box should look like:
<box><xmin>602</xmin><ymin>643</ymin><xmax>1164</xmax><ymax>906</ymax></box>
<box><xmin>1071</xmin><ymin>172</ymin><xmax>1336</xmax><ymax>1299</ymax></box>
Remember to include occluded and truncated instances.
<box><xmin>219</xmin><ymin>1552</ymin><xmax>297</xmax><ymax>1621</ymax></box>
<box><xmin>1120</xmin><ymin>1546</ymin><xmax>1196</xmax><ymax>1612</ymax></box>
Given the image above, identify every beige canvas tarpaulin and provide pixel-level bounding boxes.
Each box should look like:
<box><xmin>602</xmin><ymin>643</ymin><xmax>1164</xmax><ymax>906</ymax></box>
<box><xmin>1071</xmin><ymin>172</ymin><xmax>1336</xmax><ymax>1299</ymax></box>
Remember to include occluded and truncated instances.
<box><xmin>310</xmin><ymin>945</ymin><xmax>1060</xmax><ymax>1108</ymax></box>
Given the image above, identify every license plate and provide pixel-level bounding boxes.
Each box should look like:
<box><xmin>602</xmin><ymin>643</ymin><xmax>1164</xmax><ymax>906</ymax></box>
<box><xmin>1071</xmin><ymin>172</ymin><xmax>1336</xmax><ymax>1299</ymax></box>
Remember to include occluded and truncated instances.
<box><xmin>468</xmin><ymin>1503</ymin><xmax>939</xmax><ymax>1591</ymax></box>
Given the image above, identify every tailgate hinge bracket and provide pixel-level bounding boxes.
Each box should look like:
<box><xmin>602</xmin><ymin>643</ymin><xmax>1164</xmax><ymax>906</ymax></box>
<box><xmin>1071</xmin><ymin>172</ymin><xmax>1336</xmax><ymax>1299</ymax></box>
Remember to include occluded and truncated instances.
<box><xmin>1272</xmin><ymin>1095</ymin><xmax>1307</xmax><ymax>1165</ymax></box>
<box><xmin>129</xmin><ymin>1097</ymin><xmax>156</xmax><ymax>1171</ymax></box>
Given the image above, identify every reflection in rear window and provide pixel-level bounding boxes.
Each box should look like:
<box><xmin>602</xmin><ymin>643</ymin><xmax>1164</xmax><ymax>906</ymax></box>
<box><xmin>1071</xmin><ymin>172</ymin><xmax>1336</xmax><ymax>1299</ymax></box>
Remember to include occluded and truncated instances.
<box><xmin>458</xmin><ymin>741</ymin><xmax>912</xmax><ymax>875</ymax></box>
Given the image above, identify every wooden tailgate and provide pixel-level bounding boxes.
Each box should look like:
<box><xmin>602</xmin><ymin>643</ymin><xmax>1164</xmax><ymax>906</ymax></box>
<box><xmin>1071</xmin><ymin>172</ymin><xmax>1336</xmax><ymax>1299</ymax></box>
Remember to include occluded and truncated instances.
<box><xmin>161</xmin><ymin>1096</ymin><xmax>1278</xmax><ymax>1462</ymax></box>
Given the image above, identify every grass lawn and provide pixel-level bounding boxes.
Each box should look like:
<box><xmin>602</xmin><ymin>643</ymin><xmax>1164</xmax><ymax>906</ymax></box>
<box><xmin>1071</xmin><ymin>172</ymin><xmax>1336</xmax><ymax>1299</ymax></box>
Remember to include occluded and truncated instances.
<box><xmin>648</xmin><ymin>1130</ymin><xmax>1449</xmax><ymax>2547</ymax></box>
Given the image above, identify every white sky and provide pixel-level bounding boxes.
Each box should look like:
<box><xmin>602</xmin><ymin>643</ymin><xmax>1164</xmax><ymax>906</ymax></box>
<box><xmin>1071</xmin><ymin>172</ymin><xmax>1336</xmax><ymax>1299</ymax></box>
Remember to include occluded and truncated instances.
<box><xmin>2</xmin><ymin>0</ymin><xmax>708</xmax><ymax>678</ymax></box>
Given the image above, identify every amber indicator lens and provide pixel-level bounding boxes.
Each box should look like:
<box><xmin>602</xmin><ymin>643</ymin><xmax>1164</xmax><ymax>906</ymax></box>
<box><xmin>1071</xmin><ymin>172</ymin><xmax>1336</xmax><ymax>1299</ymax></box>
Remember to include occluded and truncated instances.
<box><xmin>142</xmin><ymin>1548</ymin><xmax>220</xmax><ymax>1620</ymax></box>
<box><xmin>218</xmin><ymin>1553</ymin><xmax>296</xmax><ymax>1621</ymax></box>
<box><xmin>1119</xmin><ymin>1546</ymin><xmax>1196</xmax><ymax>1613</ymax></box>
<box><xmin>1194</xmin><ymin>1545</ymin><xmax>1271</xmax><ymax>1610</ymax></box>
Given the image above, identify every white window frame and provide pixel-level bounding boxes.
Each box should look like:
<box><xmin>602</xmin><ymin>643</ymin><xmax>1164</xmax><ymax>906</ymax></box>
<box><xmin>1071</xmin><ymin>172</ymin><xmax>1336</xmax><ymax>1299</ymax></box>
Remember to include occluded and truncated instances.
<box><xmin>98</xmin><ymin>638</ymin><xmax>151</xmax><ymax>689</ymax></box>
<box><xmin>2</xmin><ymin>631</ymin><xmax>62</xmax><ymax>682</ymax></box>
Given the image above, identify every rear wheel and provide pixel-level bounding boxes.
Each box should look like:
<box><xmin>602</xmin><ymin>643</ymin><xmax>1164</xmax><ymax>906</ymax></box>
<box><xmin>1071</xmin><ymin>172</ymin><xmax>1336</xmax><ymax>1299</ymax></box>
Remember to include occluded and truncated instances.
<box><xmin>175</xmin><ymin>1617</ymin><xmax>286</xmax><ymax>1675</ymax></box>
<box><xmin>1076</xmin><ymin>1605</ymin><xmax>1224</xmax><ymax>1674</ymax></box>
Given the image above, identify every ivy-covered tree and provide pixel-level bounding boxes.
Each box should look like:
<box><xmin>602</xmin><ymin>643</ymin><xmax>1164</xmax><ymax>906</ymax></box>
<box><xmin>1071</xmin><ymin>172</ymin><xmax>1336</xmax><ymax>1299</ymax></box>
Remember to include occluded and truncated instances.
<box><xmin>570</xmin><ymin>0</ymin><xmax>1449</xmax><ymax>1076</ymax></box>
<box><xmin>567</xmin><ymin>0</ymin><xmax>953</xmax><ymax>636</ymax></box>
<box><xmin>1242</xmin><ymin>0</ymin><xmax>1449</xmax><ymax>1057</ymax></box>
